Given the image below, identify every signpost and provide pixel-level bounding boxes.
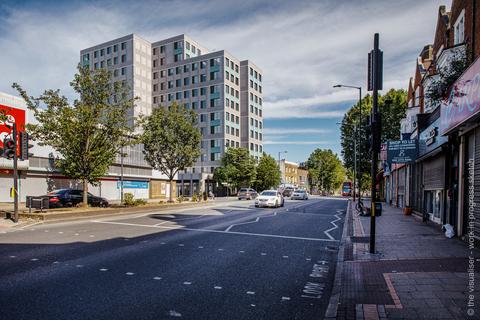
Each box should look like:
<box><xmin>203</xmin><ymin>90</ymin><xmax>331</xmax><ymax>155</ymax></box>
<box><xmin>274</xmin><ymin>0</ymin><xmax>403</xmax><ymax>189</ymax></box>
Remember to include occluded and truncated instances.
<box><xmin>387</xmin><ymin>139</ymin><xmax>418</xmax><ymax>164</ymax></box>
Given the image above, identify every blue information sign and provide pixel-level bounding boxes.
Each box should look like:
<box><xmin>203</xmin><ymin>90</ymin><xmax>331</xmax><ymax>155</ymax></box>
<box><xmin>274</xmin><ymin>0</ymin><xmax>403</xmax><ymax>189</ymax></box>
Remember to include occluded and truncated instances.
<box><xmin>117</xmin><ymin>180</ymin><xmax>149</xmax><ymax>189</ymax></box>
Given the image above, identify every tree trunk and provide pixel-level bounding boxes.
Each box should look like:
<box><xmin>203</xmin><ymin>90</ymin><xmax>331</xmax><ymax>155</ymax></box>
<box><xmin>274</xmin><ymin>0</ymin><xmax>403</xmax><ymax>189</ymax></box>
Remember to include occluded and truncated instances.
<box><xmin>82</xmin><ymin>179</ymin><xmax>88</xmax><ymax>207</ymax></box>
<box><xmin>169</xmin><ymin>179</ymin><xmax>174</xmax><ymax>203</ymax></box>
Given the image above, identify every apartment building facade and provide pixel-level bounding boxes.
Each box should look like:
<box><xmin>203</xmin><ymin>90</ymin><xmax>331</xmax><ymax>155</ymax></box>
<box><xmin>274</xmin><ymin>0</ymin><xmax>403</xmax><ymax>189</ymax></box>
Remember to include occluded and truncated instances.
<box><xmin>80</xmin><ymin>34</ymin><xmax>263</xmax><ymax>197</ymax></box>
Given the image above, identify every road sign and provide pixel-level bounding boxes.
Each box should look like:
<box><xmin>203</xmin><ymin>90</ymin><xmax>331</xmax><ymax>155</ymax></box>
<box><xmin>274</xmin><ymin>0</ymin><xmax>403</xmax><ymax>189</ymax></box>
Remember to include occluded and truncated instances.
<box><xmin>387</xmin><ymin>139</ymin><xmax>418</xmax><ymax>163</ymax></box>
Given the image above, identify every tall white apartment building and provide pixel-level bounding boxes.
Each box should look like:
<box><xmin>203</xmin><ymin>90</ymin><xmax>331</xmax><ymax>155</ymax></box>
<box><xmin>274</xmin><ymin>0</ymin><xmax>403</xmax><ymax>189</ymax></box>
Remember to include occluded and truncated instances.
<box><xmin>80</xmin><ymin>34</ymin><xmax>263</xmax><ymax>196</ymax></box>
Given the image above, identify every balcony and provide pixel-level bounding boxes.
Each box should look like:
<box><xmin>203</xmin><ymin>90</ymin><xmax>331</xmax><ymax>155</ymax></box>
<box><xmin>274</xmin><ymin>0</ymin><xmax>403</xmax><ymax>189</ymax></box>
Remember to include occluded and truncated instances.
<box><xmin>436</xmin><ymin>43</ymin><xmax>466</xmax><ymax>70</ymax></box>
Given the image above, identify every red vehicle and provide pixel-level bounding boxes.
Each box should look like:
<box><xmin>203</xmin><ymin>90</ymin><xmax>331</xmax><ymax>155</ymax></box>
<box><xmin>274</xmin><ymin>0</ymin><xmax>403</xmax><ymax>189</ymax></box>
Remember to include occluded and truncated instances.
<box><xmin>342</xmin><ymin>182</ymin><xmax>352</xmax><ymax>196</ymax></box>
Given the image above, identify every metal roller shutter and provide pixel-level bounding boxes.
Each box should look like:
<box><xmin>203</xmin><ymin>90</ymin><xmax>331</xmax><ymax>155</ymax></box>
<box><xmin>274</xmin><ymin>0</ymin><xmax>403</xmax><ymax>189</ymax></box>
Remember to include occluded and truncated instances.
<box><xmin>423</xmin><ymin>155</ymin><xmax>445</xmax><ymax>190</ymax></box>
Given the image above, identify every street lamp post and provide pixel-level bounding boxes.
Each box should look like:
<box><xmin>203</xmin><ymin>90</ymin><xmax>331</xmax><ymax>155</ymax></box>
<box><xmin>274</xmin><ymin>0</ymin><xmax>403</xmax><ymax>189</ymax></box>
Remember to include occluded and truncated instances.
<box><xmin>333</xmin><ymin>84</ymin><xmax>362</xmax><ymax>203</ymax></box>
<box><xmin>278</xmin><ymin>151</ymin><xmax>288</xmax><ymax>186</ymax></box>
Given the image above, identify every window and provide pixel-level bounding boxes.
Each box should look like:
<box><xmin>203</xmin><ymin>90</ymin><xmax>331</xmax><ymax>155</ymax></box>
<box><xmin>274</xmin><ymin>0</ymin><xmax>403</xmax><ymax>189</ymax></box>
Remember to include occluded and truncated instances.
<box><xmin>454</xmin><ymin>10</ymin><xmax>465</xmax><ymax>45</ymax></box>
<box><xmin>121</xmin><ymin>67</ymin><xmax>126</xmax><ymax>75</ymax></box>
<box><xmin>250</xmin><ymin>143</ymin><xmax>254</xmax><ymax>150</ymax></box>
<box><xmin>160</xmin><ymin>83</ymin><xmax>165</xmax><ymax>90</ymax></box>
<box><xmin>168</xmin><ymin>81</ymin><xmax>174</xmax><ymax>89</ymax></box>
<box><xmin>254</xmin><ymin>83</ymin><xmax>258</xmax><ymax>91</ymax></box>
<box><xmin>225</xmin><ymin>85</ymin><xmax>230</xmax><ymax>94</ymax></box>
<box><xmin>168</xmin><ymin>68</ymin><xmax>174</xmax><ymax>76</ymax></box>
<box><xmin>235</xmin><ymin>77</ymin><xmax>239</xmax><ymax>86</ymax></box>
<box><xmin>152</xmin><ymin>47</ymin><xmax>157</xmax><ymax>55</ymax></box>
<box><xmin>160</xmin><ymin>45</ymin><xmax>165</xmax><ymax>53</ymax></box>
<box><xmin>192</xmin><ymin>63</ymin><xmax>198</xmax><ymax>71</ymax></box>
<box><xmin>174</xmin><ymin>54</ymin><xmax>182</xmax><ymax>62</ymax></box>
<box><xmin>121</xmin><ymin>42</ymin><xmax>126</xmax><ymax>50</ymax></box>
<box><xmin>192</xmin><ymin>75</ymin><xmax>198</xmax><ymax>84</ymax></box>
<box><xmin>254</xmin><ymin>70</ymin><xmax>258</xmax><ymax>79</ymax></box>
<box><xmin>114</xmin><ymin>57</ymin><xmax>118</xmax><ymax>65</ymax></box>
<box><xmin>160</xmin><ymin>70</ymin><xmax>165</xmax><ymax>78</ymax></box>
<box><xmin>201</xmin><ymin>61</ymin><xmax>207</xmax><ymax>69</ymax></box>
<box><xmin>176</xmin><ymin>79</ymin><xmax>181</xmax><ymax>87</ymax></box>
<box><xmin>250</xmin><ymin>130</ymin><xmax>254</xmax><ymax>138</ymax></box>
<box><xmin>153</xmin><ymin>72</ymin><xmax>158</xmax><ymax>79</ymax></box>
<box><xmin>121</xmin><ymin>54</ymin><xmax>126</xmax><ymax>63</ymax></box>
<box><xmin>100</xmin><ymin>49</ymin><xmax>104</xmax><ymax>56</ymax></box>
<box><xmin>200</xmin><ymin>74</ymin><xmax>207</xmax><ymax>82</ymax></box>
<box><xmin>94</xmin><ymin>51</ymin><xmax>98</xmax><ymax>58</ymax></box>
<box><xmin>225</xmin><ymin>71</ymin><xmax>229</xmax><ymax>79</ymax></box>
<box><xmin>200</xmin><ymin>114</ymin><xmax>206</xmax><ymax>122</ymax></box>
<box><xmin>231</xmin><ymin>74</ymin><xmax>234</xmax><ymax>82</ymax></box>
<box><xmin>184</xmin><ymin>77</ymin><xmax>190</xmax><ymax>86</ymax></box>
<box><xmin>259</xmin><ymin>85</ymin><xmax>262</xmax><ymax>93</ymax></box>
<box><xmin>153</xmin><ymin>84</ymin><xmax>158</xmax><ymax>92</ymax></box>
<box><xmin>107</xmin><ymin>47</ymin><xmax>111</xmax><ymax>54</ymax></box>
<box><xmin>186</xmin><ymin>42</ymin><xmax>190</xmax><ymax>50</ymax></box>
<box><xmin>153</xmin><ymin>96</ymin><xmax>158</xmax><ymax>104</ymax></box>
<box><xmin>192</xmin><ymin>45</ymin><xmax>196</xmax><ymax>54</ymax></box>
<box><xmin>201</xmin><ymin>87</ymin><xmax>207</xmax><ymax>95</ymax></box>
<box><xmin>235</xmin><ymin>64</ymin><xmax>239</xmax><ymax>73</ymax></box>
<box><xmin>94</xmin><ymin>62</ymin><xmax>98</xmax><ymax>69</ymax></box>
<box><xmin>259</xmin><ymin>74</ymin><xmax>262</xmax><ymax>82</ymax></box>
<box><xmin>210</xmin><ymin>72</ymin><xmax>216</xmax><ymax>80</ymax></box>
<box><xmin>230</xmin><ymin>61</ymin><xmax>234</xmax><ymax>70</ymax></box>
<box><xmin>100</xmin><ymin>61</ymin><xmax>105</xmax><ymax>68</ymax></box>
<box><xmin>250</xmin><ymin>80</ymin><xmax>254</xmax><ymax>88</ymax></box>
<box><xmin>192</xmin><ymin>101</ymin><xmax>198</xmax><ymax>109</ymax></box>
<box><xmin>250</xmin><ymin>67</ymin><xmax>253</xmax><ymax>76</ymax></box>
<box><xmin>176</xmin><ymin>92</ymin><xmax>181</xmax><ymax>100</ymax></box>
<box><xmin>192</xmin><ymin>89</ymin><xmax>198</xmax><ymax>97</ymax></box>
<box><xmin>160</xmin><ymin>58</ymin><xmax>165</xmax><ymax>66</ymax></box>
<box><xmin>200</xmin><ymin>100</ymin><xmax>206</xmax><ymax>109</ymax></box>
<box><xmin>184</xmin><ymin>64</ymin><xmax>189</xmax><ymax>73</ymax></box>
<box><xmin>176</xmin><ymin>66</ymin><xmax>181</xmax><ymax>74</ymax></box>
<box><xmin>153</xmin><ymin>59</ymin><xmax>157</xmax><ymax>67</ymax></box>
<box><xmin>113</xmin><ymin>69</ymin><xmax>119</xmax><ymax>77</ymax></box>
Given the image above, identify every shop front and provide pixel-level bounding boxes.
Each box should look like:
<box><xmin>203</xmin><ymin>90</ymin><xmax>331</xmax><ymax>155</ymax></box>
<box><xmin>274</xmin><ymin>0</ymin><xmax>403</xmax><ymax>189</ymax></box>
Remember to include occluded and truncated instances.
<box><xmin>440</xmin><ymin>57</ymin><xmax>480</xmax><ymax>240</ymax></box>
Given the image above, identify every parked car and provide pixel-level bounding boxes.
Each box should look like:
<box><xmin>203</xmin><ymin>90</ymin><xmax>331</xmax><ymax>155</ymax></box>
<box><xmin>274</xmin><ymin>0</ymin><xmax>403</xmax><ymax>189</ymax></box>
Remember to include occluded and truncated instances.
<box><xmin>255</xmin><ymin>190</ymin><xmax>284</xmax><ymax>208</ymax></box>
<box><xmin>238</xmin><ymin>188</ymin><xmax>258</xmax><ymax>200</ymax></box>
<box><xmin>43</xmin><ymin>189</ymin><xmax>109</xmax><ymax>208</ymax></box>
<box><xmin>291</xmin><ymin>189</ymin><xmax>309</xmax><ymax>200</ymax></box>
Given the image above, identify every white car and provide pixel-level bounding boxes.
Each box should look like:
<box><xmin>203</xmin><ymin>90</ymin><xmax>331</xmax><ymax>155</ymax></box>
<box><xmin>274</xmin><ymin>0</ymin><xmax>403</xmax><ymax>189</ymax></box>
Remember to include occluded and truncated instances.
<box><xmin>255</xmin><ymin>190</ymin><xmax>285</xmax><ymax>208</ymax></box>
<box><xmin>291</xmin><ymin>189</ymin><xmax>309</xmax><ymax>200</ymax></box>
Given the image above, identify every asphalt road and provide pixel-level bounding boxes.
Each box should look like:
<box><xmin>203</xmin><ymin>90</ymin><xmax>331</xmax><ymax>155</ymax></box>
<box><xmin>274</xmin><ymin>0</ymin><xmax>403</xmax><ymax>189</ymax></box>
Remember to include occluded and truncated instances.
<box><xmin>0</xmin><ymin>196</ymin><xmax>348</xmax><ymax>320</ymax></box>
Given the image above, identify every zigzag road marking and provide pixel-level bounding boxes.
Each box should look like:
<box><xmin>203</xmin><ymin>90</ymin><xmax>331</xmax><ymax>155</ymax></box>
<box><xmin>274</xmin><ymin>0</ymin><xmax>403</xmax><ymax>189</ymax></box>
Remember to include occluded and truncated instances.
<box><xmin>323</xmin><ymin>210</ymin><xmax>344</xmax><ymax>240</ymax></box>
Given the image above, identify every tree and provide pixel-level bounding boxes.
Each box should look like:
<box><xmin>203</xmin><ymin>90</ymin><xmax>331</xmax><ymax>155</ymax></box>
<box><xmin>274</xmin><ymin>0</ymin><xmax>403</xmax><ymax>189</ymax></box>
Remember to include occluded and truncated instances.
<box><xmin>254</xmin><ymin>153</ymin><xmax>281</xmax><ymax>191</ymax></box>
<box><xmin>214</xmin><ymin>148</ymin><xmax>256</xmax><ymax>192</ymax></box>
<box><xmin>13</xmin><ymin>65</ymin><xmax>135</xmax><ymax>207</ymax></box>
<box><xmin>340</xmin><ymin>89</ymin><xmax>407</xmax><ymax>177</ymax></box>
<box><xmin>141</xmin><ymin>102</ymin><xmax>201</xmax><ymax>202</ymax></box>
<box><xmin>306</xmin><ymin>149</ymin><xmax>345</xmax><ymax>194</ymax></box>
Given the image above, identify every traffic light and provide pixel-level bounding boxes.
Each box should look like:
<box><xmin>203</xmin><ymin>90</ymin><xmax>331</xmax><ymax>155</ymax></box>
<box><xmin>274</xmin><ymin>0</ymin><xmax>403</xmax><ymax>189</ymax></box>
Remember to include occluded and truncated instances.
<box><xmin>20</xmin><ymin>132</ymin><xmax>34</xmax><ymax>160</ymax></box>
<box><xmin>2</xmin><ymin>137</ymin><xmax>15</xmax><ymax>160</ymax></box>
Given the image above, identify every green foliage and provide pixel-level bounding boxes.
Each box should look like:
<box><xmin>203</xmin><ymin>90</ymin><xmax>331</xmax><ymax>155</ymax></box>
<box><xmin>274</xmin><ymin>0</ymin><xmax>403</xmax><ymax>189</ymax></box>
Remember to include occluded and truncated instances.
<box><xmin>254</xmin><ymin>153</ymin><xmax>281</xmax><ymax>191</ymax></box>
<box><xmin>306</xmin><ymin>149</ymin><xmax>345</xmax><ymax>193</ymax></box>
<box><xmin>191</xmin><ymin>193</ymin><xmax>198</xmax><ymax>202</ymax></box>
<box><xmin>214</xmin><ymin>147</ymin><xmax>256</xmax><ymax>191</ymax></box>
<box><xmin>123</xmin><ymin>193</ymin><xmax>135</xmax><ymax>206</ymax></box>
<box><xmin>13</xmin><ymin>65</ymin><xmax>135</xmax><ymax>207</ymax></box>
<box><xmin>425</xmin><ymin>51</ymin><xmax>468</xmax><ymax>103</ymax></box>
<box><xmin>141</xmin><ymin>102</ymin><xmax>201</xmax><ymax>202</ymax></box>
<box><xmin>177</xmin><ymin>195</ymin><xmax>186</xmax><ymax>203</ymax></box>
<box><xmin>340</xmin><ymin>89</ymin><xmax>407</xmax><ymax>175</ymax></box>
<box><xmin>135</xmin><ymin>198</ymin><xmax>147</xmax><ymax>206</ymax></box>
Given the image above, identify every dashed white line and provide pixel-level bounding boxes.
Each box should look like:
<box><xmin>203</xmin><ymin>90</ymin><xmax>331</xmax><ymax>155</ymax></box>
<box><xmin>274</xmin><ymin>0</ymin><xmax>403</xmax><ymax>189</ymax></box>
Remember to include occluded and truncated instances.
<box><xmin>261</xmin><ymin>252</ymin><xmax>267</xmax><ymax>256</ymax></box>
<box><xmin>153</xmin><ymin>276</ymin><xmax>162</xmax><ymax>280</ymax></box>
<box><xmin>74</xmin><ymin>233</ymin><xmax>80</xmax><ymax>236</ymax></box>
<box><xmin>214</xmin><ymin>286</ymin><xmax>222</xmax><ymax>290</ymax></box>
<box><xmin>239</xmin><ymin>251</ymin><xmax>245</xmax><ymax>253</ymax></box>
<box><xmin>99</xmin><ymin>268</ymin><xmax>108</xmax><ymax>271</ymax></box>
<box><xmin>198</xmin><ymin>246</ymin><xmax>204</xmax><ymax>249</ymax></box>
<box><xmin>183</xmin><ymin>281</ymin><xmax>192</xmax><ymax>285</ymax></box>
<box><xmin>218</xmin><ymin>248</ymin><xmax>224</xmax><ymax>251</ymax></box>
<box><xmin>246</xmin><ymin>291</ymin><xmax>255</xmax><ymax>295</ymax></box>
<box><xmin>125</xmin><ymin>272</ymin><xmax>135</xmax><ymax>276</ymax></box>
<box><xmin>76</xmin><ymin>264</ymin><xmax>83</xmax><ymax>268</ymax></box>
<box><xmin>178</xmin><ymin>244</ymin><xmax>185</xmax><ymax>247</ymax></box>
<box><xmin>58</xmin><ymin>231</ymin><xmax>64</xmax><ymax>234</ymax></box>
<box><xmin>31</xmin><ymin>258</ymin><xmax>39</xmax><ymax>261</ymax></box>
<box><xmin>250</xmin><ymin>304</ymin><xmax>256</xmax><ymax>307</ymax></box>
<box><xmin>9</xmin><ymin>255</ymin><xmax>16</xmax><ymax>258</ymax></box>
<box><xmin>283</xmin><ymin>255</ymin><xmax>289</xmax><ymax>259</ymax></box>
<box><xmin>281</xmin><ymin>296</ymin><xmax>291</xmax><ymax>301</ymax></box>
<box><xmin>89</xmin><ymin>235</ymin><xmax>95</xmax><ymax>238</ymax></box>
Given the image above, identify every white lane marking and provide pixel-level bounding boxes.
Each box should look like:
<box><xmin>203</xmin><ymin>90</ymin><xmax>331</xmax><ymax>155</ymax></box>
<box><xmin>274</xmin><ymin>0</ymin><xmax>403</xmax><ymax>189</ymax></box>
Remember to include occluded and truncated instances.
<box><xmin>225</xmin><ymin>211</ymin><xmax>279</xmax><ymax>232</ymax></box>
<box><xmin>31</xmin><ymin>258</ymin><xmax>39</xmax><ymax>261</ymax></box>
<box><xmin>74</xmin><ymin>233</ymin><xmax>80</xmax><ymax>236</ymax></box>
<box><xmin>44</xmin><ymin>230</ymin><xmax>49</xmax><ymax>233</ymax></box>
<box><xmin>89</xmin><ymin>235</ymin><xmax>95</xmax><ymax>238</ymax></box>
<box><xmin>198</xmin><ymin>246</ymin><xmax>204</xmax><ymax>249</ymax></box>
<box><xmin>246</xmin><ymin>291</ymin><xmax>255</xmax><ymax>295</ymax></box>
<box><xmin>168</xmin><ymin>310</ymin><xmax>182</xmax><ymax>317</ymax></box>
<box><xmin>153</xmin><ymin>276</ymin><xmax>162</xmax><ymax>280</ymax></box>
<box><xmin>9</xmin><ymin>255</ymin><xmax>16</xmax><ymax>258</ymax></box>
<box><xmin>261</xmin><ymin>252</ymin><xmax>267</xmax><ymax>256</ymax></box>
<box><xmin>76</xmin><ymin>264</ymin><xmax>83</xmax><ymax>268</ymax></box>
<box><xmin>282</xmin><ymin>296</ymin><xmax>291</xmax><ymax>301</ymax></box>
<box><xmin>218</xmin><ymin>248</ymin><xmax>224</xmax><ymax>251</ymax></box>
<box><xmin>283</xmin><ymin>255</ymin><xmax>289</xmax><ymax>259</ymax></box>
<box><xmin>214</xmin><ymin>286</ymin><xmax>222</xmax><ymax>290</ymax></box>
<box><xmin>239</xmin><ymin>250</ymin><xmax>245</xmax><ymax>253</ymax></box>
<box><xmin>323</xmin><ymin>211</ymin><xmax>343</xmax><ymax>240</ymax></box>
<box><xmin>250</xmin><ymin>304</ymin><xmax>256</xmax><ymax>307</ymax></box>
<box><xmin>125</xmin><ymin>272</ymin><xmax>135</xmax><ymax>276</ymax></box>
<box><xmin>53</xmin><ymin>261</ymin><xmax>59</xmax><ymax>264</ymax></box>
<box><xmin>92</xmin><ymin>221</ymin><xmax>340</xmax><ymax>242</ymax></box>
<box><xmin>161</xmin><ymin>242</ymin><xmax>166</xmax><ymax>245</ymax></box>
<box><xmin>58</xmin><ymin>231</ymin><xmax>64</xmax><ymax>234</ymax></box>
<box><xmin>183</xmin><ymin>281</ymin><xmax>192</xmax><ymax>285</ymax></box>
<box><xmin>154</xmin><ymin>220</ymin><xmax>171</xmax><ymax>226</ymax></box>
<box><xmin>306</xmin><ymin>258</ymin><xmax>311</xmax><ymax>261</ymax></box>
<box><xmin>99</xmin><ymin>268</ymin><xmax>108</xmax><ymax>271</ymax></box>
<box><xmin>178</xmin><ymin>244</ymin><xmax>185</xmax><ymax>247</ymax></box>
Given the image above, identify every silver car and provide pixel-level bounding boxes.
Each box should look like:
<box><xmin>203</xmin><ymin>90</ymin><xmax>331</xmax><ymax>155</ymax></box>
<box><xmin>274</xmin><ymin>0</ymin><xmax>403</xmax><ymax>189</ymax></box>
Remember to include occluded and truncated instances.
<box><xmin>291</xmin><ymin>189</ymin><xmax>309</xmax><ymax>200</ymax></box>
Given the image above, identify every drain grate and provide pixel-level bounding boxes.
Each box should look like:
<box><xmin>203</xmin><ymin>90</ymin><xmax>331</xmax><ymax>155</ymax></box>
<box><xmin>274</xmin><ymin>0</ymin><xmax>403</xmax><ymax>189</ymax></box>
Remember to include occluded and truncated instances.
<box><xmin>350</xmin><ymin>236</ymin><xmax>370</xmax><ymax>243</ymax></box>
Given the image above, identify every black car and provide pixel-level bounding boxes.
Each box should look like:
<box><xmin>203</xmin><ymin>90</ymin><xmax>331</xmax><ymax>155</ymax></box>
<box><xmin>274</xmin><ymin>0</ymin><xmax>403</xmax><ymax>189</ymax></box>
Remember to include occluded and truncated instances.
<box><xmin>44</xmin><ymin>189</ymin><xmax>109</xmax><ymax>208</ymax></box>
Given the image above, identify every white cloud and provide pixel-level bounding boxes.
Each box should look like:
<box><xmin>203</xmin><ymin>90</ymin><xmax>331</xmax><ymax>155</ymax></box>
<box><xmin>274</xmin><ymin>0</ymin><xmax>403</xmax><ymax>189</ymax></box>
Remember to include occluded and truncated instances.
<box><xmin>263</xmin><ymin>128</ymin><xmax>333</xmax><ymax>135</ymax></box>
<box><xmin>0</xmin><ymin>0</ymin><xmax>449</xmax><ymax>119</ymax></box>
<box><xmin>263</xmin><ymin>140</ymin><xmax>336</xmax><ymax>145</ymax></box>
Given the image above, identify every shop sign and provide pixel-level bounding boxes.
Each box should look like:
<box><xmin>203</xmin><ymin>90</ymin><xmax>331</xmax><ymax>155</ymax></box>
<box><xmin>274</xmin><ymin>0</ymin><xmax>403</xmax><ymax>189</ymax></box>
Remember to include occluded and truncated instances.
<box><xmin>440</xmin><ymin>57</ymin><xmax>480</xmax><ymax>135</ymax></box>
<box><xmin>117</xmin><ymin>180</ymin><xmax>149</xmax><ymax>189</ymax></box>
<box><xmin>0</xmin><ymin>104</ymin><xmax>26</xmax><ymax>152</ymax></box>
<box><xmin>387</xmin><ymin>139</ymin><xmax>418</xmax><ymax>163</ymax></box>
<box><xmin>419</xmin><ymin>118</ymin><xmax>448</xmax><ymax>157</ymax></box>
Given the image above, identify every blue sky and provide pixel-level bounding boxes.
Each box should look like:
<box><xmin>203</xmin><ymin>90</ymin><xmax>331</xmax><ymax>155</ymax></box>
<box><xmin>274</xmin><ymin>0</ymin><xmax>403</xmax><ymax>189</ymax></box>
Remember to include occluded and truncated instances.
<box><xmin>0</xmin><ymin>0</ymin><xmax>449</xmax><ymax>163</ymax></box>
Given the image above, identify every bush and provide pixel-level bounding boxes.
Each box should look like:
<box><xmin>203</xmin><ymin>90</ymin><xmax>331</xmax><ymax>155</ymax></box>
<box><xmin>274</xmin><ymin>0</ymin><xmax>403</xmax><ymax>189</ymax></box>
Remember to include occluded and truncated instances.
<box><xmin>177</xmin><ymin>195</ymin><xmax>186</xmax><ymax>203</ymax></box>
<box><xmin>191</xmin><ymin>193</ymin><xmax>198</xmax><ymax>202</ymax></box>
<box><xmin>123</xmin><ymin>193</ymin><xmax>135</xmax><ymax>206</ymax></box>
<box><xmin>134</xmin><ymin>199</ymin><xmax>147</xmax><ymax>206</ymax></box>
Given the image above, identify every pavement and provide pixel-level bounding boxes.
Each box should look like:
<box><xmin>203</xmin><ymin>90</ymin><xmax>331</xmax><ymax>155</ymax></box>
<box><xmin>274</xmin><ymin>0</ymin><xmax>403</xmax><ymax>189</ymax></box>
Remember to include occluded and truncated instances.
<box><xmin>331</xmin><ymin>200</ymin><xmax>480</xmax><ymax>320</ymax></box>
<box><xmin>0</xmin><ymin>196</ymin><xmax>348</xmax><ymax>320</ymax></box>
